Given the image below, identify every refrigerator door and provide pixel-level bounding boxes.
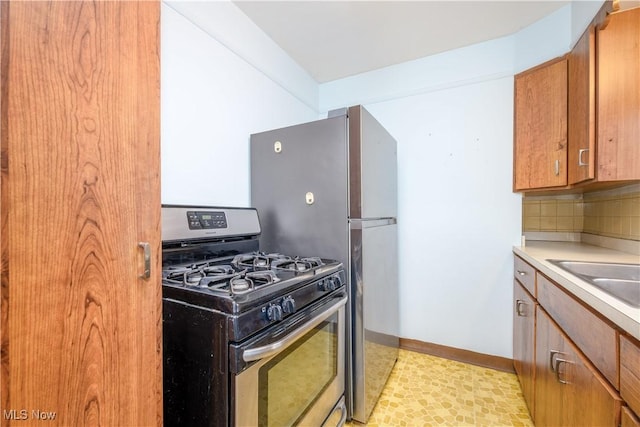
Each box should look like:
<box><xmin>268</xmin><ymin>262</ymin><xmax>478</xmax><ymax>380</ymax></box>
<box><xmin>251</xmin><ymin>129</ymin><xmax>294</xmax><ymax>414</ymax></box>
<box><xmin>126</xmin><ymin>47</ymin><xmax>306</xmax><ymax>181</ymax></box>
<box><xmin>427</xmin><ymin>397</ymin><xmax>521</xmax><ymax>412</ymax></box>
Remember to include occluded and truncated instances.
<box><xmin>351</xmin><ymin>219</ymin><xmax>399</xmax><ymax>423</ymax></box>
<box><xmin>348</xmin><ymin>106</ymin><xmax>398</xmax><ymax>219</ymax></box>
<box><xmin>250</xmin><ymin>116</ymin><xmax>350</xmax><ymax>267</ymax></box>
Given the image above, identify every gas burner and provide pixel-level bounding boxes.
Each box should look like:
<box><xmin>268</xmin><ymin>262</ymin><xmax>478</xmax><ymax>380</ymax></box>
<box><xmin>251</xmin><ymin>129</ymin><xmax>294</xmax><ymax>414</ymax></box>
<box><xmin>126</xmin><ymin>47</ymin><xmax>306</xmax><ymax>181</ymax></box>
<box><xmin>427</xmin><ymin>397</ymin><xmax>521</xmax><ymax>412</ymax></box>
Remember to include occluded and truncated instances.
<box><xmin>186</xmin><ymin>271</ymin><xmax>204</xmax><ymax>284</ymax></box>
<box><xmin>230</xmin><ymin>276</ymin><xmax>253</xmax><ymax>293</ymax></box>
<box><xmin>246</xmin><ymin>270</ymin><xmax>279</xmax><ymax>286</ymax></box>
<box><xmin>271</xmin><ymin>257</ymin><xmax>324</xmax><ymax>273</ymax></box>
<box><xmin>231</xmin><ymin>252</ymin><xmax>290</xmax><ymax>271</ymax></box>
<box><xmin>199</xmin><ymin>271</ymin><xmax>246</xmax><ymax>290</ymax></box>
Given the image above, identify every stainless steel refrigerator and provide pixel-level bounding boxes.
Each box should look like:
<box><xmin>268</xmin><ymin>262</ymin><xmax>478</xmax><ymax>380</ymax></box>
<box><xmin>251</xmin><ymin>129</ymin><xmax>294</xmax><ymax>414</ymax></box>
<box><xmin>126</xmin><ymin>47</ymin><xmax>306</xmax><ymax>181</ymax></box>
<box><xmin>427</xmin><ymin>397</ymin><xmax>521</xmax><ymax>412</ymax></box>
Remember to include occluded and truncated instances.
<box><xmin>250</xmin><ymin>105</ymin><xmax>399</xmax><ymax>423</ymax></box>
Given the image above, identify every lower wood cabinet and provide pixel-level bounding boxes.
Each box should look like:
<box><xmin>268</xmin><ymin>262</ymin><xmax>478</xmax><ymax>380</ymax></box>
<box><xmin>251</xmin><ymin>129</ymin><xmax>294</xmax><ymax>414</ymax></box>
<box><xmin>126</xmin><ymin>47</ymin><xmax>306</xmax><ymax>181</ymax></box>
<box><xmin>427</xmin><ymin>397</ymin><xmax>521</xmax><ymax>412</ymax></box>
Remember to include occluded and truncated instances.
<box><xmin>513</xmin><ymin>254</ymin><xmax>639</xmax><ymax>425</ymax></box>
<box><xmin>537</xmin><ymin>272</ymin><xmax>618</xmax><ymax>388</ymax></box>
<box><xmin>621</xmin><ymin>335</ymin><xmax>640</xmax><ymax>417</ymax></box>
<box><xmin>535</xmin><ymin>308</ymin><xmax>622</xmax><ymax>426</ymax></box>
<box><xmin>622</xmin><ymin>406</ymin><xmax>640</xmax><ymax>427</ymax></box>
<box><xmin>513</xmin><ymin>281</ymin><xmax>536</xmax><ymax>416</ymax></box>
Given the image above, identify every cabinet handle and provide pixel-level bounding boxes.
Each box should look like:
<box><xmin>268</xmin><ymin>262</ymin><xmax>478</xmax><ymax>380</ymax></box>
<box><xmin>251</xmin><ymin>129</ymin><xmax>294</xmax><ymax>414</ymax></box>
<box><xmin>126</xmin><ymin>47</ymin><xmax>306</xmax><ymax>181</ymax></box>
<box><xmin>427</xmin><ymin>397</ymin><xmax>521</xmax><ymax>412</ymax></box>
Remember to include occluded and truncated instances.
<box><xmin>554</xmin><ymin>159</ymin><xmax>560</xmax><ymax>176</ymax></box>
<box><xmin>549</xmin><ymin>350</ymin><xmax>561</xmax><ymax>372</ymax></box>
<box><xmin>578</xmin><ymin>148</ymin><xmax>589</xmax><ymax>166</ymax></box>
<box><xmin>516</xmin><ymin>300</ymin><xmax>527</xmax><ymax>317</ymax></box>
<box><xmin>138</xmin><ymin>242</ymin><xmax>151</xmax><ymax>279</ymax></box>
<box><xmin>516</xmin><ymin>270</ymin><xmax>527</xmax><ymax>276</ymax></box>
<box><xmin>554</xmin><ymin>357</ymin><xmax>571</xmax><ymax>384</ymax></box>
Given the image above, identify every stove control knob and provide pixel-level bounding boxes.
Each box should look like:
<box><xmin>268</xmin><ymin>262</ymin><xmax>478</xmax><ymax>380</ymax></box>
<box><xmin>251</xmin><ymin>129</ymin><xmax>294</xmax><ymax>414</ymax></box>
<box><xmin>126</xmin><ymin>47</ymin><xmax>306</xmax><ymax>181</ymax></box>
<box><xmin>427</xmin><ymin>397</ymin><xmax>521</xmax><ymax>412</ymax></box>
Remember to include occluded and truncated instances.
<box><xmin>281</xmin><ymin>296</ymin><xmax>296</xmax><ymax>314</ymax></box>
<box><xmin>331</xmin><ymin>275</ymin><xmax>342</xmax><ymax>288</ymax></box>
<box><xmin>318</xmin><ymin>279</ymin><xmax>332</xmax><ymax>292</ymax></box>
<box><xmin>266</xmin><ymin>303</ymin><xmax>283</xmax><ymax>322</ymax></box>
<box><xmin>325</xmin><ymin>277</ymin><xmax>340</xmax><ymax>291</ymax></box>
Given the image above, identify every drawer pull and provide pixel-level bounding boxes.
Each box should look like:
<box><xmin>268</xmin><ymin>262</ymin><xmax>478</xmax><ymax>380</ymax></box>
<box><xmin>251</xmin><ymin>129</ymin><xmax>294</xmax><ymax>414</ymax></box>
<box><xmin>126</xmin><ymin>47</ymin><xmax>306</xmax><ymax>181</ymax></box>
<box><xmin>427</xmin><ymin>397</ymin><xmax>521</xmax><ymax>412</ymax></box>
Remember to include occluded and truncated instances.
<box><xmin>138</xmin><ymin>242</ymin><xmax>151</xmax><ymax>279</ymax></box>
<box><xmin>554</xmin><ymin>358</ymin><xmax>571</xmax><ymax>384</ymax></box>
<box><xmin>578</xmin><ymin>148</ymin><xmax>589</xmax><ymax>166</ymax></box>
<box><xmin>516</xmin><ymin>299</ymin><xmax>527</xmax><ymax>317</ymax></box>
<box><xmin>517</xmin><ymin>270</ymin><xmax>527</xmax><ymax>276</ymax></box>
<box><xmin>549</xmin><ymin>350</ymin><xmax>561</xmax><ymax>372</ymax></box>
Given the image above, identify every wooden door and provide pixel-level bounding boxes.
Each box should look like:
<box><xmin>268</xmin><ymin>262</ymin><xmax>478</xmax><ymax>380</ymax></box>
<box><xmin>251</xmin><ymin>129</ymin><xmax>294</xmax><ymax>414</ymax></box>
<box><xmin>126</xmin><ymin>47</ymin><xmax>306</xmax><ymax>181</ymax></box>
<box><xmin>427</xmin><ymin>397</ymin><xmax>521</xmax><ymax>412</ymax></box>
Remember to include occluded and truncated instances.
<box><xmin>597</xmin><ymin>7</ymin><xmax>640</xmax><ymax>181</ymax></box>
<box><xmin>0</xmin><ymin>1</ymin><xmax>161</xmax><ymax>426</ymax></box>
<box><xmin>568</xmin><ymin>26</ymin><xmax>596</xmax><ymax>185</ymax></box>
<box><xmin>513</xmin><ymin>281</ymin><xmax>535</xmax><ymax>417</ymax></box>
<box><xmin>514</xmin><ymin>57</ymin><xmax>568</xmax><ymax>191</ymax></box>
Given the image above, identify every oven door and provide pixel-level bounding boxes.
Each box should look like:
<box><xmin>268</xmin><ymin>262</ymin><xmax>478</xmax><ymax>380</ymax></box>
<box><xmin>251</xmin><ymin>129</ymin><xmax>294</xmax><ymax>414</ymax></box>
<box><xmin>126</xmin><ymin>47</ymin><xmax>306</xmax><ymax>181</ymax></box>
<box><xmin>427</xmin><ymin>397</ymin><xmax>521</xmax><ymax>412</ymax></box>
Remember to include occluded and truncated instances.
<box><xmin>232</xmin><ymin>292</ymin><xmax>347</xmax><ymax>427</ymax></box>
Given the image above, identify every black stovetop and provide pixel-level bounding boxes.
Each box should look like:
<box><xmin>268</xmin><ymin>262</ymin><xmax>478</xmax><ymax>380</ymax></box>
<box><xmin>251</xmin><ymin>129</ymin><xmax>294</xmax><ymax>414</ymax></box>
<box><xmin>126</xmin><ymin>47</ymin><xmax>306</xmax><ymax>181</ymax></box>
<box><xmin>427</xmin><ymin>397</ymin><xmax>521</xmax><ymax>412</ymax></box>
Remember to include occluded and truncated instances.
<box><xmin>162</xmin><ymin>251</ymin><xmax>344</xmax><ymax>315</ymax></box>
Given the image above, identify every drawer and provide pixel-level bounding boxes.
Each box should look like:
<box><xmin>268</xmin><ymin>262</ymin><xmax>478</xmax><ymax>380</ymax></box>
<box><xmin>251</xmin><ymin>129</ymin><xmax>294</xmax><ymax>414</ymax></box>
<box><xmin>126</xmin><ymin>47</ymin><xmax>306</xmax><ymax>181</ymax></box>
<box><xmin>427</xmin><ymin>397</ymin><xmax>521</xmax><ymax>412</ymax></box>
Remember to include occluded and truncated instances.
<box><xmin>537</xmin><ymin>272</ymin><xmax>618</xmax><ymax>389</ymax></box>
<box><xmin>514</xmin><ymin>255</ymin><xmax>536</xmax><ymax>296</ymax></box>
<box><xmin>621</xmin><ymin>335</ymin><xmax>640</xmax><ymax>416</ymax></box>
<box><xmin>622</xmin><ymin>406</ymin><xmax>640</xmax><ymax>427</ymax></box>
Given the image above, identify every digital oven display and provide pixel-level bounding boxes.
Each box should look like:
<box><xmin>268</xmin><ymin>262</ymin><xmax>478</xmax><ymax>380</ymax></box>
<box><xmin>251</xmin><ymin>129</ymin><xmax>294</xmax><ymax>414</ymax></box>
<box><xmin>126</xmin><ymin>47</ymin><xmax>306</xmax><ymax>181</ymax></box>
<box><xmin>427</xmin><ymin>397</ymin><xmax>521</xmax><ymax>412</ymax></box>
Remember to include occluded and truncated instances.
<box><xmin>186</xmin><ymin>211</ymin><xmax>227</xmax><ymax>230</ymax></box>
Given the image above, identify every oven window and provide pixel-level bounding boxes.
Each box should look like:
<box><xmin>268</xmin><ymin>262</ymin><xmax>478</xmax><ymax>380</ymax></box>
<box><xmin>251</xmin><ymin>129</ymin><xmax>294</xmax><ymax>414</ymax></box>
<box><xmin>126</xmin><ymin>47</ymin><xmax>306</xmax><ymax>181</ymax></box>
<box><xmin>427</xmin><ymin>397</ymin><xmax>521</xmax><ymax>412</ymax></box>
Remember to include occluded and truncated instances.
<box><xmin>258</xmin><ymin>316</ymin><xmax>338</xmax><ymax>427</ymax></box>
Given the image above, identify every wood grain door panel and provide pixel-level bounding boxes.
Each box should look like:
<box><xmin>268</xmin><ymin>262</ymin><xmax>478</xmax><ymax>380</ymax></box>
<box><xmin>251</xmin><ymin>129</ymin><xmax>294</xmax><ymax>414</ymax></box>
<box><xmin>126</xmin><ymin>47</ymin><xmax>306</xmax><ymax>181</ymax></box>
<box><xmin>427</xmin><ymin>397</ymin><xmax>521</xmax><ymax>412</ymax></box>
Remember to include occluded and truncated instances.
<box><xmin>596</xmin><ymin>7</ymin><xmax>640</xmax><ymax>181</ymax></box>
<box><xmin>513</xmin><ymin>281</ymin><xmax>536</xmax><ymax>417</ymax></box>
<box><xmin>621</xmin><ymin>335</ymin><xmax>640</xmax><ymax>416</ymax></box>
<box><xmin>537</xmin><ymin>272</ymin><xmax>618</xmax><ymax>389</ymax></box>
<box><xmin>535</xmin><ymin>308</ymin><xmax>565</xmax><ymax>426</ymax></box>
<box><xmin>514</xmin><ymin>57</ymin><xmax>568</xmax><ymax>191</ymax></box>
<box><xmin>1</xmin><ymin>1</ymin><xmax>161</xmax><ymax>425</ymax></box>
<box><xmin>568</xmin><ymin>26</ymin><xmax>596</xmax><ymax>185</ymax></box>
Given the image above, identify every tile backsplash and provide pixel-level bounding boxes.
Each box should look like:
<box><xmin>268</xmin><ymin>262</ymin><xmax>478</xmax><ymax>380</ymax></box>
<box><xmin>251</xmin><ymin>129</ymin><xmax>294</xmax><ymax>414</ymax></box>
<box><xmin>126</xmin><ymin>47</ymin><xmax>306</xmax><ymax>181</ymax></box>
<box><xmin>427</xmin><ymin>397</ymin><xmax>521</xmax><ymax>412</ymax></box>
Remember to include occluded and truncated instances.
<box><xmin>522</xmin><ymin>184</ymin><xmax>640</xmax><ymax>241</ymax></box>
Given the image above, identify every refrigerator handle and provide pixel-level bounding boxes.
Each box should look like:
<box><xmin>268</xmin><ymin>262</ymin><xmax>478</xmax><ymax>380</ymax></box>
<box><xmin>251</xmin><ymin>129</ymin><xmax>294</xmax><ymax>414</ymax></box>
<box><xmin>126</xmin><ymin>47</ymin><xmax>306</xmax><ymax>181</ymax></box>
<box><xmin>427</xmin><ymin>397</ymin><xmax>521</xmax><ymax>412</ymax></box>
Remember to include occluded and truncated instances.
<box><xmin>349</xmin><ymin>218</ymin><xmax>397</xmax><ymax>229</ymax></box>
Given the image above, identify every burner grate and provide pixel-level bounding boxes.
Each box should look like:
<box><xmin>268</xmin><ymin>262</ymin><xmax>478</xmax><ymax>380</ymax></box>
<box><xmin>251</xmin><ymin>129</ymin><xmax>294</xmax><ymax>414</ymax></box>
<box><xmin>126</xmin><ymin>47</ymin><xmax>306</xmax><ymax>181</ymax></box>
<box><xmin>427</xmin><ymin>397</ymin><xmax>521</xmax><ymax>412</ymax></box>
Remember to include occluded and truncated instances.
<box><xmin>272</xmin><ymin>257</ymin><xmax>324</xmax><ymax>273</ymax></box>
<box><xmin>231</xmin><ymin>252</ymin><xmax>290</xmax><ymax>270</ymax></box>
<box><xmin>163</xmin><ymin>259</ymin><xmax>282</xmax><ymax>295</ymax></box>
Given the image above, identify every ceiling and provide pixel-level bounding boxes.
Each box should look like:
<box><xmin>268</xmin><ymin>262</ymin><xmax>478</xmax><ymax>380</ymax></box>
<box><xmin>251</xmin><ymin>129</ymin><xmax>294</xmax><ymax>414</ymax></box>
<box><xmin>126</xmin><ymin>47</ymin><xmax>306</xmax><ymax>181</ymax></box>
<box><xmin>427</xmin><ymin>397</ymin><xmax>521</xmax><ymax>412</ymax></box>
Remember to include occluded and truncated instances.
<box><xmin>233</xmin><ymin>1</ymin><xmax>571</xmax><ymax>83</ymax></box>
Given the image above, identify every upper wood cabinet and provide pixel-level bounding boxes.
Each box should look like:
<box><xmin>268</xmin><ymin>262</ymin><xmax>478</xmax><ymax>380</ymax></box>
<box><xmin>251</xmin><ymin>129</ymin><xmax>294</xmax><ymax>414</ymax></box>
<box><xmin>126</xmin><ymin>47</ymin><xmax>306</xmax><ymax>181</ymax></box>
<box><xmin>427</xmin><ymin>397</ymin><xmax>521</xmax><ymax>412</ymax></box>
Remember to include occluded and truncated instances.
<box><xmin>514</xmin><ymin>57</ymin><xmax>568</xmax><ymax>191</ymax></box>
<box><xmin>514</xmin><ymin>5</ymin><xmax>640</xmax><ymax>192</ymax></box>
<box><xmin>568</xmin><ymin>26</ymin><xmax>596</xmax><ymax>185</ymax></box>
<box><xmin>596</xmin><ymin>7</ymin><xmax>640</xmax><ymax>182</ymax></box>
<box><xmin>1</xmin><ymin>1</ymin><xmax>162</xmax><ymax>425</ymax></box>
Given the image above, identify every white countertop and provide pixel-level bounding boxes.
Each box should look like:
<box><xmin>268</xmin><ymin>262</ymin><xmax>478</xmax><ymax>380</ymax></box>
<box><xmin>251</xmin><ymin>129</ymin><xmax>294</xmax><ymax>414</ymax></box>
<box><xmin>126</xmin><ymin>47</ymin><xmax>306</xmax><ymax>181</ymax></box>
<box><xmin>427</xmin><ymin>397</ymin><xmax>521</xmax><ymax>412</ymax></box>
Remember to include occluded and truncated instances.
<box><xmin>513</xmin><ymin>241</ymin><xmax>640</xmax><ymax>341</ymax></box>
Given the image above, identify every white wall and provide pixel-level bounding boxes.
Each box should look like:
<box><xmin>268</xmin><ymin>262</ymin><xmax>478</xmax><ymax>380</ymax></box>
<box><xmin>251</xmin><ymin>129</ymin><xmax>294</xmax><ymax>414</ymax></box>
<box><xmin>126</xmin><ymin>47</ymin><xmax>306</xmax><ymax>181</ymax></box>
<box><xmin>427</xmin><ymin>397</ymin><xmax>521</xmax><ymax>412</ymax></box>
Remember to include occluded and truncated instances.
<box><xmin>318</xmin><ymin>4</ymin><xmax>582</xmax><ymax>358</ymax></box>
<box><xmin>362</xmin><ymin>80</ymin><xmax>521</xmax><ymax>358</ymax></box>
<box><xmin>161</xmin><ymin>2</ymin><xmax>319</xmax><ymax>207</ymax></box>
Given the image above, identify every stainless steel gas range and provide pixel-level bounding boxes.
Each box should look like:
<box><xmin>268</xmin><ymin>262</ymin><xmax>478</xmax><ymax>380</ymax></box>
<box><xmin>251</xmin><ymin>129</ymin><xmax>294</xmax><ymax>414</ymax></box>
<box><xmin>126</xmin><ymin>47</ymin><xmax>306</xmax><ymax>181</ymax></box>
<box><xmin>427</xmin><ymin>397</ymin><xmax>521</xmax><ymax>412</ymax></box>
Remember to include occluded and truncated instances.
<box><xmin>161</xmin><ymin>205</ymin><xmax>347</xmax><ymax>427</ymax></box>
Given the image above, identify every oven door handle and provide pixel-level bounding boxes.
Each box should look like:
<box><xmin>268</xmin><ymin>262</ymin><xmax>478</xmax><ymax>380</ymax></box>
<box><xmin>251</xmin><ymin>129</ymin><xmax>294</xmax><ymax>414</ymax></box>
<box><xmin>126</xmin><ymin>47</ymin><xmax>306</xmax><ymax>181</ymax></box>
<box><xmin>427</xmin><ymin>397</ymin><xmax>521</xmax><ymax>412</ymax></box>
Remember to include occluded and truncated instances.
<box><xmin>242</xmin><ymin>294</ymin><xmax>347</xmax><ymax>363</ymax></box>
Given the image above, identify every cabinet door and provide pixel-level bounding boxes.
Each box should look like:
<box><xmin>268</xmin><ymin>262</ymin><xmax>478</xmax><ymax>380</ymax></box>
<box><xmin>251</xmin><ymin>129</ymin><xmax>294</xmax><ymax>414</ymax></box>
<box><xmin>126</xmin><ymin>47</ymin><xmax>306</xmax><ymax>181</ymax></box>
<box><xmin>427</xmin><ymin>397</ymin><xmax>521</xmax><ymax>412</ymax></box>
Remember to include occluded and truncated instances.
<box><xmin>514</xmin><ymin>57</ymin><xmax>568</xmax><ymax>191</ymax></box>
<box><xmin>535</xmin><ymin>309</ymin><xmax>565</xmax><ymax>426</ymax></box>
<box><xmin>535</xmin><ymin>309</ymin><xmax>621</xmax><ymax>427</ymax></box>
<box><xmin>621</xmin><ymin>335</ymin><xmax>640</xmax><ymax>417</ymax></box>
<box><xmin>513</xmin><ymin>281</ymin><xmax>536</xmax><ymax>417</ymax></box>
<box><xmin>568</xmin><ymin>26</ymin><xmax>596</xmax><ymax>185</ymax></box>
<box><xmin>622</xmin><ymin>406</ymin><xmax>640</xmax><ymax>427</ymax></box>
<box><xmin>597</xmin><ymin>7</ymin><xmax>640</xmax><ymax>181</ymax></box>
<box><xmin>0</xmin><ymin>1</ymin><xmax>161</xmax><ymax>426</ymax></box>
<box><xmin>560</xmin><ymin>331</ymin><xmax>622</xmax><ymax>427</ymax></box>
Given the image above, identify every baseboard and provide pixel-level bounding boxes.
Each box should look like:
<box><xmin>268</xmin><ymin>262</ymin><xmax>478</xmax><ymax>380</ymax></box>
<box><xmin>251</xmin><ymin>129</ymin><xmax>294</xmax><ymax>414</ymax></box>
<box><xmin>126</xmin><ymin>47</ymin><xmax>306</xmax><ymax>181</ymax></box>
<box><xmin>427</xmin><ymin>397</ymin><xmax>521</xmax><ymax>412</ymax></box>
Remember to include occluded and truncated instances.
<box><xmin>399</xmin><ymin>338</ymin><xmax>515</xmax><ymax>374</ymax></box>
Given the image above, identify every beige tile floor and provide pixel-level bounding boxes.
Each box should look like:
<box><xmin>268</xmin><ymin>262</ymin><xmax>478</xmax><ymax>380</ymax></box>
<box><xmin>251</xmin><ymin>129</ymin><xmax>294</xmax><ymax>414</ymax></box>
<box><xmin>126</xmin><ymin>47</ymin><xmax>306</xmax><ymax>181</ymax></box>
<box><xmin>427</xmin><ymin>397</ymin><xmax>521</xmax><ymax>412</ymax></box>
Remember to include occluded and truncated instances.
<box><xmin>347</xmin><ymin>349</ymin><xmax>534</xmax><ymax>427</ymax></box>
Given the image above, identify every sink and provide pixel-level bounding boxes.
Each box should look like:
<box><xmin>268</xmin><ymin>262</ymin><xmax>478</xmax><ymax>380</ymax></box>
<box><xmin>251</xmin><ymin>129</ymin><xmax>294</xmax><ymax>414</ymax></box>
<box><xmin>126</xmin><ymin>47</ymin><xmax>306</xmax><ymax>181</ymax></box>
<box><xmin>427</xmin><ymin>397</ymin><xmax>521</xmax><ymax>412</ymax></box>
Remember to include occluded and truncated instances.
<box><xmin>548</xmin><ymin>260</ymin><xmax>640</xmax><ymax>281</ymax></box>
<box><xmin>547</xmin><ymin>260</ymin><xmax>640</xmax><ymax>308</ymax></box>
